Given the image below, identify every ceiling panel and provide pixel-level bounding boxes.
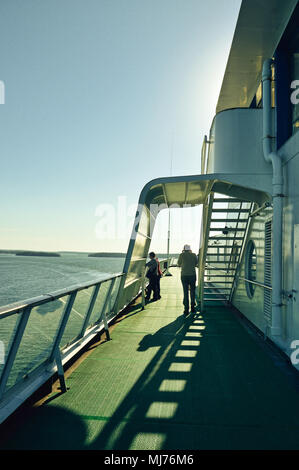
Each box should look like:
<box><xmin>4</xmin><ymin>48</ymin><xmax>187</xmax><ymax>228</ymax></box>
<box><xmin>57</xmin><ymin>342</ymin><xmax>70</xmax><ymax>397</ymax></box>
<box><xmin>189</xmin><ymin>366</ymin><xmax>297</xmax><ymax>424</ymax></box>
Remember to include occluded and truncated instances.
<box><xmin>216</xmin><ymin>0</ymin><xmax>298</xmax><ymax>114</ymax></box>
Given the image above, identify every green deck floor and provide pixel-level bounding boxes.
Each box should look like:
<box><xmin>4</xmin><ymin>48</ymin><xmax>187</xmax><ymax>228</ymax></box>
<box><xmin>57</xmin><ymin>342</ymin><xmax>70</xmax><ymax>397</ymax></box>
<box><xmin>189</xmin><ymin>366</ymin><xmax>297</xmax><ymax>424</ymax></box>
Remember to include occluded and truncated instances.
<box><xmin>1</xmin><ymin>268</ymin><xmax>299</xmax><ymax>450</ymax></box>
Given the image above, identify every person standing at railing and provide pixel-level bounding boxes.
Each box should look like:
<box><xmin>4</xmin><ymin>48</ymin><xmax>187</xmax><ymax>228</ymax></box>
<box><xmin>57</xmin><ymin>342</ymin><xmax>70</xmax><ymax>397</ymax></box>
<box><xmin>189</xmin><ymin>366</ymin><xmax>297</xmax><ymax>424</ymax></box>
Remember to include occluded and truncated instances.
<box><xmin>145</xmin><ymin>252</ymin><xmax>159</xmax><ymax>302</ymax></box>
<box><xmin>177</xmin><ymin>244</ymin><xmax>198</xmax><ymax>316</ymax></box>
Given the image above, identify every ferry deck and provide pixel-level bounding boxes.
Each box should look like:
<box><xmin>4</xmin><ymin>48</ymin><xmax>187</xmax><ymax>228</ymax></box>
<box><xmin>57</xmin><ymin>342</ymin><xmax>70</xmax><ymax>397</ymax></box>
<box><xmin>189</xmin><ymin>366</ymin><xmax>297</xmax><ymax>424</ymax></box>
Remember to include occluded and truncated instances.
<box><xmin>1</xmin><ymin>268</ymin><xmax>299</xmax><ymax>450</ymax></box>
<box><xmin>2</xmin><ymin>0</ymin><xmax>299</xmax><ymax>451</ymax></box>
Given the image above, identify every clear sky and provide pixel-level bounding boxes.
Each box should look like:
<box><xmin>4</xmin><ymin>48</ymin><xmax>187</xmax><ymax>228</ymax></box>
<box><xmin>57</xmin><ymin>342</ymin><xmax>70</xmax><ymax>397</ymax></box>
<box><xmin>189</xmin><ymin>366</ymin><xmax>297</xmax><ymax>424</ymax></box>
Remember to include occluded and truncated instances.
<box><xmin>0</xmin><ymin>0</ymin><xmax>241</xmax><ymax>254</ymax></box>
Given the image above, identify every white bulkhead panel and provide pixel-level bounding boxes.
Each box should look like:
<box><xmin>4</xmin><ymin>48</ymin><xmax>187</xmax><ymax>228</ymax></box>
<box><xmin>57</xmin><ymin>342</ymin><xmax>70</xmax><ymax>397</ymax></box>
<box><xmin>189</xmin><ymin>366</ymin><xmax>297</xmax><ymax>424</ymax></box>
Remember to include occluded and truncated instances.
<box><xmin>207</xmin><ymin>108</ymin><xmax>273</xmax><ymax>180</ymax></box>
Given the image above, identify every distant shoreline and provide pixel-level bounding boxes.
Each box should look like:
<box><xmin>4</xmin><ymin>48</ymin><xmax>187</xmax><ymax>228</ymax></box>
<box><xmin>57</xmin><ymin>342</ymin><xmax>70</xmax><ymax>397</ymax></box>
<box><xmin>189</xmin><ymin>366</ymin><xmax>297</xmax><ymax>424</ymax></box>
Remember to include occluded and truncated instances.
<box><xmin>0</xmin><ymin>250</ymin><xmax>60</xmax><ymax>257</ymax></box>
<box><xmin>15</xmin><ymin>251</ymin><xmax>61</xmax><ymax>257</ymax></box>
<box><xmin>0</xmin><ymin>250</ymin><xmax>179</xmax><ymax>258</ymax></box>
<box><xmin>88</xmin><ymin>252</ymin><xmax>126</xmax><ymax>258</ymax></box>
<box><xmin>88</xmin><ymin>252</ymin><xmax>178</xmax><ymax>258</ymax></box>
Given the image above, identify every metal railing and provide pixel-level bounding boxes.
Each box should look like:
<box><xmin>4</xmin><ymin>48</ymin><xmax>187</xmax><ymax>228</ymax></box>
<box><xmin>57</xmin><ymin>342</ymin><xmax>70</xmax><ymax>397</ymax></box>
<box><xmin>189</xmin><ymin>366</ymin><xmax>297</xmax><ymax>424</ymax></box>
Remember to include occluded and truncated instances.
<box><xmin>238</xmin><ymin>277</ymin><xmax>272</xmax><ymax>291</ymax></box>
<box><xmin>0</xmin><ymin>272</ymin><xmax>125</xmax><ymax>423</ymax></box>
<box><xmin>228</xmin><ymin>201</ymin><xmax>255</xmax><ymax>302</ymax></box>
<box><xmin>0</xmin><ymin>255</ymin><xmax>173</xmax><ymax>424</ymax></box>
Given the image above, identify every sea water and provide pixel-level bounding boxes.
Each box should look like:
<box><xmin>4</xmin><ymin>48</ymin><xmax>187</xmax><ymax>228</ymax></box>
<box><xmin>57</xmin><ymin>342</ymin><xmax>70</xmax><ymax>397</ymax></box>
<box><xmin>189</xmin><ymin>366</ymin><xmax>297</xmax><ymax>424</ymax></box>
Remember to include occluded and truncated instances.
<box><xmin>0</xmin><ymin>252</ymin><xmax>124</xmax><ymax>307</ymax></box>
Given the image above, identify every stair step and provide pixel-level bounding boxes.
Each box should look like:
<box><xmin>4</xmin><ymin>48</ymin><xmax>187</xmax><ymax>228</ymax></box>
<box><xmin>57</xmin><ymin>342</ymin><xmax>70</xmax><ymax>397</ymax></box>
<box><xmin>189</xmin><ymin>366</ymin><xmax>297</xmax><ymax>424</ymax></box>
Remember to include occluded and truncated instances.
<box><xmin>206</xmin><ymin>260</ymin><xmax>236</xmax><ymax>264</ymax></box>
<box><xmin>212</xmin><ymin>209</ymin><xmax>251</xmax><ymax>213</ymax></box>
<box><xmin>206</xmin><ymin>255</ymin><xmax>227</xmax><ymax>258</ymax></box>
<box><xmin>204</xmin><ymin>289</ymin><xmax>230</xmax><ymax>297</ymax></box>
<box><xmin>206</xmin><ymin>255</ymin><xmax>237</xmax><ymax>258</ymax></box>
<box><xmin>204</xmin><ymin>290</ymin><xmax>232</xmax><ymax>293</ymax></box>
<box><xmin>205</xmin><ymin>267</ymin><xmax>236</xmax><ymax>271</ymax></box>
<box><xmin>205</xmin><ymin>263</ymin><xmax>235</xmax><ymax>267</ymax></box>
<box><xmin>207</xmin><ymin>244</ymin><xmax>241</xmax><ymax>248</ymax></box>
<box><xmin>204</xmin><ymin>281</ymin><xmax>233</xmax><ymax>283</ymax></box>
<box><xmin>204</xmin><ymin>292</ymin><xmax>229</xmax><ymax>295</ymax></box>
<box><xmin>205</xmin><ymin>260</ymin><xmax>232</xmax><ymax>263</ymax></box>
<box><xmin>206</xmin><ymin>253</ymin><xmax>234</xmax><ymax>255</ymax></box>
<box><xmin>204</xmin><ymin>275</ymin><xmax>234</xmax><ymax>278</ymax></box>
<box><xmin>204</xmin><ymin>286</ymin><xmax>233</xmax><ymax>289</ymax></box>
<box><xmin>204</xmin><ymin>281</ymin><xmax>233</xmax><ymax>284</ymax></box>
<box><xmin>204</xmin><ymin>284</ymin><xmax>231</xmax><ymax>288</ymax></box>
<box><xmin>210</xmin><ymin>219</ymin><xmax>248</xmax><ymax>223</ymax></box>
<box><xmin>206</xmin><ymin>253</ymin><xmax>240</xmax><ymax>257</ymax></box>
<box><xmin>213</xmin><ymin>198</ymin><xmax>250</xmax><ymax>203</ymax></box>
<box><xmin>207</xmin><ymin>243</ymin><xmax>242</xmax><ymax>250</ymax></box>
<box><xmin>209</xmin><ymin>227</ymin><xmax>246</xmax><ymax>232</ymax></box>
<box><xmin>204</xmin><ymin>272</ymin><xmax>234</xmax><ymax>275</ymax></box>
<box><xmin>203</xmin><ymin>298</ymin><xmax>228</xmax><ymax>301</ymax></box>
<box><xmin>204</xmin><ymin>295</ymin><xmax>230</xmax><ymax>299</ymax></box>
<box><xmin>207</xmin><ymin>245</ymin><xmax>241</xmax><ymax>248</ymax></box>
<box><xmin>209</xmin><ymin>236</ymin><xmax>244</xmax><ymax>240</ymax></box>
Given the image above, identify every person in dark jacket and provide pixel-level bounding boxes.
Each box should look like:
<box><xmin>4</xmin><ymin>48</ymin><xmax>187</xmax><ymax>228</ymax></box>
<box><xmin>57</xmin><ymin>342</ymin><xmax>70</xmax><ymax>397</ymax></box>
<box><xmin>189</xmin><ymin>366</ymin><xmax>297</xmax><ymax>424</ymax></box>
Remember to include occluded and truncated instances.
<box><xmin>145</xmin><ymin>252</ymin><xmax>159</xmax><ymax>301</ymax></box>
<box><xmin>156</xmin><ymin>256</ymin><xmax>162</xmax><ymax>299</ymax></box>
<box><xmin>177</xmin><ymin>244</ymin><xmax>198</xmax><ymax>315</ymax></box>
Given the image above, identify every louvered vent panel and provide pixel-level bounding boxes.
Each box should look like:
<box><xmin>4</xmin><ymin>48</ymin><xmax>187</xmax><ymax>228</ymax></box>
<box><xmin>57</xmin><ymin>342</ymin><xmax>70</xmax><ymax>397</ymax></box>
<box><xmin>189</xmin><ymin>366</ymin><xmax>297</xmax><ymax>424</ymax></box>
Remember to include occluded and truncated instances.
<box><xmin>264</xmin><ymin>219</ymin><xmax>272</xmax><ymax>322</ymax></box>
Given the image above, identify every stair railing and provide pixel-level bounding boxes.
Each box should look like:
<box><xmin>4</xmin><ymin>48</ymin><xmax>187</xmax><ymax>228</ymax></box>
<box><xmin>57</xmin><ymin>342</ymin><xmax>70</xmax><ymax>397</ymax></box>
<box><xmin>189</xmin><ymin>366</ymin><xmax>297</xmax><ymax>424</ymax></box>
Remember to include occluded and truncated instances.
<box><xmin>198</xmin><ymin>192</ymin><xmax>214</xmax><ymax>313</ymax></box>
<box><xmin>229</xmin><ymin>202</ymin><xmax>256</xmax><ymax>302</ymax></box>
<box><xmin>226</xmin><ymin>201</ymin><xmax>245</xmax><ymax>274</ymax></box>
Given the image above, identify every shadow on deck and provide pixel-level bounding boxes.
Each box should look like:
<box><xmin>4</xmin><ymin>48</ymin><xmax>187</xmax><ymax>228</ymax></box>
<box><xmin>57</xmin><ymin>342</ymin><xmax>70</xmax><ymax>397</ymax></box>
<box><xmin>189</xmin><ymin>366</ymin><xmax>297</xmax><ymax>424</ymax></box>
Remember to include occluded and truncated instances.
<box><xmin>1</xmin><ymin>268</ymin><xmax>299</xmax><ymax>450</ymax></box>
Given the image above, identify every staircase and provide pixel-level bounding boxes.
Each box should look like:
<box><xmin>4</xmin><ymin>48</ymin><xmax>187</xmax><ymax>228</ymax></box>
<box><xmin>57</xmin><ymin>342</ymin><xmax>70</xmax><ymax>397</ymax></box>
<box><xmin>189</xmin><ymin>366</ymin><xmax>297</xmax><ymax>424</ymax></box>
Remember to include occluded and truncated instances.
<box><xmin>199</xmin><ymin>193</ymin><xmax>255</xmax><ymax>310</ymax></box>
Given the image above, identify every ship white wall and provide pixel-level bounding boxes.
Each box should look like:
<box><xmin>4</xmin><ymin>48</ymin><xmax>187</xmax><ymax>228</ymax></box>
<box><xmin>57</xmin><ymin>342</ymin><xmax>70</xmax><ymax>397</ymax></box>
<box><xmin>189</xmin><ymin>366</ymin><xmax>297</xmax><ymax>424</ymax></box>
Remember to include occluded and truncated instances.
<box><xmin>232</xmin><ymin>210</ymin><xmax>272</xmax><ymax>334</ymax></box>
<box><xmin>231</xmin><ymin>130</ymin><xmax>299</xmax><ymax>369</ymax></box>
<box><xmin>207</xmin><ymin>108</ymin><xmax>273</xmax><ymax>180</ymax></box>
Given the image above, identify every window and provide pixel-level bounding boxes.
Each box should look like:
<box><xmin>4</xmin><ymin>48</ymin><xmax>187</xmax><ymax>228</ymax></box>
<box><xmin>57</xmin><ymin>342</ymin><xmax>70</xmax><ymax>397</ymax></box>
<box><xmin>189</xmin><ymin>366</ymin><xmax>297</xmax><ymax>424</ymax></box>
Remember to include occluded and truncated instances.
<box><xmin>245</xmin><ymin>240</ymin><xmax>257</xmax><ymax>298</ymax></box>
<box><xmin>252</xmin><ymin>65</ymin><xmax>275</xmax><ymax>109</ymax></box>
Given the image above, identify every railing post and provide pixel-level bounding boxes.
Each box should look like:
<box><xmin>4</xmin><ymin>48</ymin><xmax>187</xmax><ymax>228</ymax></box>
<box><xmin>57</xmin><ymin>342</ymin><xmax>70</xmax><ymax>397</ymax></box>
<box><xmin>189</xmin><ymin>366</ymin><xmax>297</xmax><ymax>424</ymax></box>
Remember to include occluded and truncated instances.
<box><xmin>79</xmin><ymin>284</ymin><xmax>101</xmax><ymax>339</ymax></box>
<box><xmin>102</xmin><ymin>312</ymin><xmax>111</xmax><ymax>341</ymax></box>
<box><xmin>0</xmin><ymin>306</ymin><xmax>32</xmax><ymax>400</ymax></box>
<box><xmin>229</xmin><ymin>202</ymin><xmax>255</xmax><ymax>303</ymax></box>
<box><xmin>226</xmin><ymin>201</ymin><xmax>243</xmax><ymax>274</ymax></box>
<box><xmin>97</xmin><ymin>278</ymin><xmax>116</xmax><ymax>341</ymax></box>
<box><xmin>54</xmin><ymin>349</ymin><xmax>67</xmax><ymax>393</ymax></box>
<box><xmin>0</xmin><ymin>273</ymin><xmax>126</xmax><ymax>406</ymax></box>
<box><xmin>48</xmin><ymin>291</ymin><xmax>77</xmax><ymax>392</ymax></box>
<box><xmin>114</xmin><ymin>274</ymin><xmax>126</xmax><ymax>315</ymax></box>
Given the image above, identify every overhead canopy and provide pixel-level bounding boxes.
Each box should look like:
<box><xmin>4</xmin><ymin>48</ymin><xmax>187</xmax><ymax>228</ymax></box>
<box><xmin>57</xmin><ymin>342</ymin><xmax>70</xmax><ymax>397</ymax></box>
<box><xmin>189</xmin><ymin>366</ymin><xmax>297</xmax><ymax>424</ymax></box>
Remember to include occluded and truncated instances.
<box><xmin>216</xmin><ymin>0</ymin><xmax>298</xmax><ymax>114</ymax></box>
<box><xmin>140</xmin><ymin>173</ymin><xmax>270</xmax><ymax>210</ymax></box>
<box><xmin>117</xmin><ymin>174</ymin><xmax>270</xmax><ymax>312</ymax></box>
